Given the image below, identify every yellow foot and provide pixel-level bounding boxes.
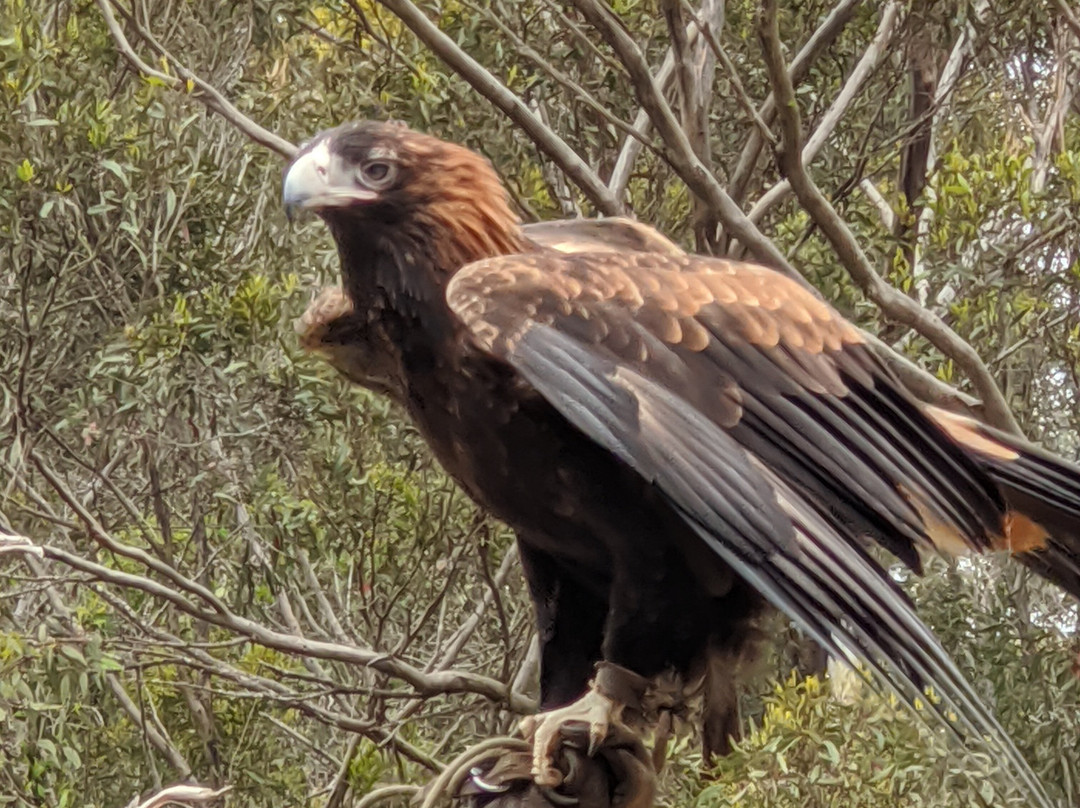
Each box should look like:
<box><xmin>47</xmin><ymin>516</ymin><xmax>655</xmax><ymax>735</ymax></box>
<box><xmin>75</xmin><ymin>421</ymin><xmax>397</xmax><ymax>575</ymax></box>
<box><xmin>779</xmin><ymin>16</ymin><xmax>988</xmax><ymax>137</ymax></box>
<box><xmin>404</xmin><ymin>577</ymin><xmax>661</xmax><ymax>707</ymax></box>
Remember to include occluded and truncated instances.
<box><xmin>519</xmin><ymin>688</ymin><xmax>623</xmax><ymax>787</ymax></box>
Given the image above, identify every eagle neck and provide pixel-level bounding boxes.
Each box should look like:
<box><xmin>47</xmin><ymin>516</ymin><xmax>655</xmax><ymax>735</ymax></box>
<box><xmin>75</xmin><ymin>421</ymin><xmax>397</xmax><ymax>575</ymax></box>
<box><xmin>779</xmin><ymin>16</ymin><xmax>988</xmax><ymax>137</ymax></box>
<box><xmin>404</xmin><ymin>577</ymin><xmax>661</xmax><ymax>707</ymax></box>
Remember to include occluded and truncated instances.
<box><xmin>328</xmin><ymin>221</ymin><xmax>445</xmax><ymax>337</ymax></box>
<box><xmin>329</xmin><ymin>217</ymin><xmax>524</xmax><ymax>356</ymax></box>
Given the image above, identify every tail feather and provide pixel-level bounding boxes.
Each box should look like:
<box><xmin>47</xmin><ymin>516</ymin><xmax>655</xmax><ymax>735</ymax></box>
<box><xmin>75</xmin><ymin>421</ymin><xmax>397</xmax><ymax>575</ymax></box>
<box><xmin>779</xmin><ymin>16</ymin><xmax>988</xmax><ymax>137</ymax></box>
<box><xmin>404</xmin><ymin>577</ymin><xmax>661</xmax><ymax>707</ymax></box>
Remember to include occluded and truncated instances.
<box><xmin>928</xmin><ymin>407</ymin><xmax>1080</xmax><ymax>598</ymax></box>
<box><xmin>987</xmin><ymin>448</ymin><xmax>1080</xmax><ymax>597</ymax></box>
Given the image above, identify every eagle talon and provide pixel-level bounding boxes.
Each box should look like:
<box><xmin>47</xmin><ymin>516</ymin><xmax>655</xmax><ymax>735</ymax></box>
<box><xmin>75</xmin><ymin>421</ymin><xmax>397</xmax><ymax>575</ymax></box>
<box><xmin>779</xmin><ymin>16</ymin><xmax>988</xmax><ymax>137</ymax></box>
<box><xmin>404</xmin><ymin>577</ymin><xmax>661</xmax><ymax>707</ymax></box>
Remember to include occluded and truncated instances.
<box><xmin>540</xmin><ymin>786</ymin><xmax>580</xmax><ymax>806</ymax></box>
<box><xmin>520</xmin><ymin>688</ymin><xmax>621</xmax><ymax>786</ymax></box>
<box><xmin>536</xmin><ymin>765</ymin><xmax>564</xmax><ymax>788</ymax></box>
<box><xmin>586</xmin><ymin>725</ymin><xmax>605</xmax><ymax>758</ymax></box>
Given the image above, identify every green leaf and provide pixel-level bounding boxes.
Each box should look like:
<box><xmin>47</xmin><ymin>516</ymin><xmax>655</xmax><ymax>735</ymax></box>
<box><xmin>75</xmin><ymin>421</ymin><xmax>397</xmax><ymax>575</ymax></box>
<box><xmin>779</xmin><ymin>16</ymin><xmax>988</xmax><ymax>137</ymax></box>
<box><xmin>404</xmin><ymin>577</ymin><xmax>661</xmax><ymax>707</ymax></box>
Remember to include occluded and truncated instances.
<box><xmin>100</xmin><ymin>159</ymin><xmax>129</xmax><ymax>188</ymax></box>
<box><xmin>822</xmin><ymin>740</ymin><xmax>840</xmax><ymax>765</ymax></box>
<box><xmin>59</xmin><ymin>645</ymin><xmax>86</xmax><ymax>666</ymax></box>
<box><xmin>15</xmin><ymin>159</ymin><xmax>34</xmax><ymax>182</ymax></box>
<box><xmin>98</xmin><ymin>656</ymin><xmax>123</xmax><ymax>672</ymax></box>
<box><xmin>62</xmin><ymin>746</ymin><xmax>81</xmax><ymax>769</ymax></box>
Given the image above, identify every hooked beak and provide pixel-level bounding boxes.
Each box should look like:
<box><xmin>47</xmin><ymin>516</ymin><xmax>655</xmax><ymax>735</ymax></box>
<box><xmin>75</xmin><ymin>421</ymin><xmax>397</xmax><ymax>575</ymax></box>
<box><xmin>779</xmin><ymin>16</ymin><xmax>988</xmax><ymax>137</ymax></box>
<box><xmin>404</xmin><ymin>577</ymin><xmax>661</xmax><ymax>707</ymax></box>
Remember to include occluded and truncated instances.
<box><xmin>283</xmin><ymin>139</ymin><xmax>377</xmax><ymax>221</ymax></box>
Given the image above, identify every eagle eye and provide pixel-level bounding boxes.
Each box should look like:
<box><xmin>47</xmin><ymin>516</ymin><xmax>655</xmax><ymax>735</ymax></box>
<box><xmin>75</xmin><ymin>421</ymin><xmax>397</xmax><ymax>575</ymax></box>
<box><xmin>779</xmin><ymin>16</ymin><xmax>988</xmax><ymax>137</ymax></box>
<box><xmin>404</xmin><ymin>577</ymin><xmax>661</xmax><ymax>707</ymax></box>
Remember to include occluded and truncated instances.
<box><xmin>359</xmin><ymin>159</ymin><xmax>396</xmax><ymax>189</ymax></box>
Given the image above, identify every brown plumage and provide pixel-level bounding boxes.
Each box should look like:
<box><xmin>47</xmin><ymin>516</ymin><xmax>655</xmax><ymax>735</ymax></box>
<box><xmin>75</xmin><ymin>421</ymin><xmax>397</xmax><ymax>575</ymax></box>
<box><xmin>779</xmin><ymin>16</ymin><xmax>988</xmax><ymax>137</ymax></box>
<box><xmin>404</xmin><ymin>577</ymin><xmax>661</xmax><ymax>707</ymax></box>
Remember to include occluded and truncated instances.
<box><xmin>297</xmin><ymin>218</ymin><xmax>683</xmax><ymax>403</ymax></box>
<box><xmin>284</xmin><ymin>122</ymin><xmax>1078</xmax><ymax>802</ymax></box>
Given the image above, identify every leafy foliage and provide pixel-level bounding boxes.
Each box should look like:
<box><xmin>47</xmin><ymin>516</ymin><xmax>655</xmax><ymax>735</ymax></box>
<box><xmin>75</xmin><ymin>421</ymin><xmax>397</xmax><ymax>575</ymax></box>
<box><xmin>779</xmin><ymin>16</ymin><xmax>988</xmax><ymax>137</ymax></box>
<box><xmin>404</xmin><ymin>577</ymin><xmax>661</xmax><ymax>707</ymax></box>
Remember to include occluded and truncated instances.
<box><xmin>1</xmin><ymin>0</ymin><xmax>1078</xmax><ymax>806</ymax></box>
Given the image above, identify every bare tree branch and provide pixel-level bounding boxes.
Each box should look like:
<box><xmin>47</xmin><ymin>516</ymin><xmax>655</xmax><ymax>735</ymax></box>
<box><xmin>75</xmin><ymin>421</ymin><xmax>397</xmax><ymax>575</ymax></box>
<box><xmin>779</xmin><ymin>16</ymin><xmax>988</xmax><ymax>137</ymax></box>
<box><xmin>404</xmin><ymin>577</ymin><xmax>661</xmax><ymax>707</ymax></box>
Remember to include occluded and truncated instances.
<box><xmin>1028</xmin><ymin>13</ymin><xmax>1078</xmax><ymax>194</ymax></box>
<box><xmin>726</xmin><ymin>0</ymin><xmax>862</xmax><ymax>210</ymax></box>
<box><xmin>663</xmin><ymin>0</ymin><xmax>698</xmax><ymax>144</ymax></box>
<box><xmin>2</xmin><ymin>535</ymin><xmax>196</xmax><ymax>780</ymax></box>
<box><xmin>909</xmin><ymin>1</ymin><xmax>990</xmax><ymax>291</ymax></box>
<box><xmin>746</xmin><ymin>1</ymin><xmax>901</xmax><ymax>225</ymax></box>
<box><xmin>1053</xmin><ymin>0</ymin><xmax>1080</xmax><ymax>42</ymax></box>
<box><xmin>464</xmin><ymin>0</ymin><xmax>653</xmax><ymax>154</ymax></box>
<box><xmin>30</xmin><ymin>451</ymin><xmax>233</xmax><ymax>616</ymax></box>
<box><xmin>862</xmin><ymin>332</ymin><xmax>980</xmax><ymax>412</ymax></box>
<box><xmin>859</xmin><ymin>177</ymin><xmax>897</xmax><ymax>232</ymax></box>
<box><xmin>758</xmin><ymin>0</ymin><xmax>1022</xmax><ymax>434</ymax></box>
<box><xmin>570</xmin><ymin>0</ymin><xmax>796</xmax><ymax>272</ymax></box>
<box><xmin>5</xmin><ymin>529</ymin><xmax>535</xmax><ymax>713</ymax></box>
<box><xmin>681</xmin><ymin>0</ymin><xmax>777</xmax><ymax>145</ymax></box>
<box><xmin>664</xmin><ymin>0</ymin><xmax>722</xmax><ymax>251</ymax></box>
<box><xmin>125</xmin><ymin>784</ymin><xmax>231</xmax><ymax>808</ymax></box>
<box><xmin>529</xmin><ymin>98</ymin><xmax>584</xmax><ymax>217</ymax></box>
<box><xmin>94</xmin><ymin>0</ymin><xmax>296</xmax><ymax>157</ymax></box>
<box><xmin>325</xmin><ymin>735</ymin><xmax>362</xmax><ymax>808</ymax></box>
<box><xmin>94</xmin><ymin>586</ymin><xmax>446</xmax><ymax>771</ymax></box>
<box><xmin>435</xmin><ymin>545</ymin><xmax>519</xmax><ymax>671</ymax></box>
<box><xmin>607</xmin><ymin>58</ymin><xmax>677</xmax><ymax>200</ymax></box>
<box><xmin>374</xmin><ymin>0</ymin><xmax>625</xmax><ymax>216</ymax></box>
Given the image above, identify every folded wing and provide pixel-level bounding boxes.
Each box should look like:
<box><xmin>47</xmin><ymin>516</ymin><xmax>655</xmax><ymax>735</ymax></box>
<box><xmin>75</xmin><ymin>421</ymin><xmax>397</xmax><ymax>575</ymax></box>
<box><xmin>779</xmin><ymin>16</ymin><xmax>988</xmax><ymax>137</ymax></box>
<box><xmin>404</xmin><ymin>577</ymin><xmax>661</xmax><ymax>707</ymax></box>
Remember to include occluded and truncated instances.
<box><xmin>448</xmin><ymin>249</ymin><xmax>1052</xmax><ymax>807</ymax></box>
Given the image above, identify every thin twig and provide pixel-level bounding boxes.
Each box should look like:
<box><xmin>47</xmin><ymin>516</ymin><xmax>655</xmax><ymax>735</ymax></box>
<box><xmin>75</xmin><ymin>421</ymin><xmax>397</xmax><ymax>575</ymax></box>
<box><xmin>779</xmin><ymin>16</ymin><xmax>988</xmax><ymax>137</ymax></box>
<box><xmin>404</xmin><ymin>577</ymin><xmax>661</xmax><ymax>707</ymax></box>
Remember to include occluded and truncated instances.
<box><xmin>747</xmin><ymin>1</ymin><xmax>901</xmax><ymax>225</ymax></box>
<box><xmin>909</xmin><ymin>0</ymin><xmax>990</xmax><ymax>286</ymax></box>
<box><xmin>461</xmin><ymin>0</ymin><xmax>654</xmax><ymax>153</ymax></box>
<box><xmin>0</xmin><ymin>533</ymin><xmax>195</xmax><ymax>780</ymax></box>
<box><xmin>91</xmin><ymin>583</ymin><xmax>447</xmax><ymax>771</ymax></box>
<box><xmin>608</xmin><ymin>0</ymin><xmax>727</xmax><ymax>200</ymax></box>
<box><xmin>727</xmin><ymin>0</ymin><xmax>861</xmax><ymax>208</ymax></box>
<box><xmin>5</xmin><ymin>532</ymin><xmax>535</xmax><ymax>712</ymax></box>
<box><xmin>325</xmin><ymin>735</ymin><xmax>363</xmax><ymax>808</ymax></box>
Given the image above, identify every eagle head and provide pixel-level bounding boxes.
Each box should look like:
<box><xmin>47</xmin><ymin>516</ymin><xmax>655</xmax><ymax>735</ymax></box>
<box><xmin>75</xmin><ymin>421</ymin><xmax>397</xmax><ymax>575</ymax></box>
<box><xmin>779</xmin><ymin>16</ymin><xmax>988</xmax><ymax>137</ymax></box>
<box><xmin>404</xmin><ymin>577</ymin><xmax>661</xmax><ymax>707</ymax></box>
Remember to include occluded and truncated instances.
<box><xmin>283</xmin><ymin>121</ymin><xmax>522</xmax><ymax>268</ymax></box>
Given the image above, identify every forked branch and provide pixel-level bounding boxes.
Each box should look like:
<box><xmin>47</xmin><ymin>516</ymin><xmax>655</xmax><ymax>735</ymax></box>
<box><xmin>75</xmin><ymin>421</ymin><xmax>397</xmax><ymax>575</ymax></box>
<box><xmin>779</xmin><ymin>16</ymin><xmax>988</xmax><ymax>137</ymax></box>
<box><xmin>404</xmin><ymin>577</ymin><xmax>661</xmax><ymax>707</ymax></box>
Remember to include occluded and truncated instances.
<box><xmin>757</xmin><ymin>0</ymin><xmax>1021</xmax><ymax>434</ymax></box>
